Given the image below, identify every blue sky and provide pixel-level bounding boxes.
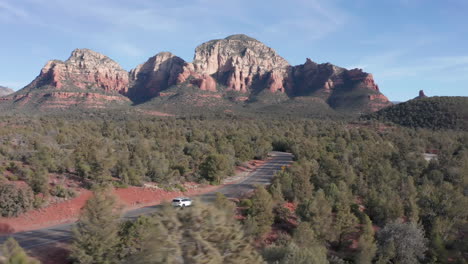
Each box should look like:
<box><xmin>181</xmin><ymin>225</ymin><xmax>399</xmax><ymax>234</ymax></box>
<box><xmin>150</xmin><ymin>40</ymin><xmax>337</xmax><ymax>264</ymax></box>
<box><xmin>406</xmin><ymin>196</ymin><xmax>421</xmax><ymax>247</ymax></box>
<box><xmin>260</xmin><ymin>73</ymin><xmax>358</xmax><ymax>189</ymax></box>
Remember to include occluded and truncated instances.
<box><xmin>1</xmin><ymin>0</ymin><xmax>467</xmax><ymax>101</ymax></box>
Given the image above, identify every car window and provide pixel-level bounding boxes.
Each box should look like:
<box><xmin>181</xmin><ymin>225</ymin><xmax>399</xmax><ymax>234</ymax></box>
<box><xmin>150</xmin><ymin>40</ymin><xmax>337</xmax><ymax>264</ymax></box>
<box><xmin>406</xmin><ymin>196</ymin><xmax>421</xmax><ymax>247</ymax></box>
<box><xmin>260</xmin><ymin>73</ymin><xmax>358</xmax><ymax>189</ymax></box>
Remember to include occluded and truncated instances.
<box><xmin>172</xmin><ymin>199</ymin><xmax>180</xmax><ymax>202</ymax></box>
<box><xmin>182</xmin><ymin>199</ymin><xmax>190</xmax><ymax>201</ymax></box>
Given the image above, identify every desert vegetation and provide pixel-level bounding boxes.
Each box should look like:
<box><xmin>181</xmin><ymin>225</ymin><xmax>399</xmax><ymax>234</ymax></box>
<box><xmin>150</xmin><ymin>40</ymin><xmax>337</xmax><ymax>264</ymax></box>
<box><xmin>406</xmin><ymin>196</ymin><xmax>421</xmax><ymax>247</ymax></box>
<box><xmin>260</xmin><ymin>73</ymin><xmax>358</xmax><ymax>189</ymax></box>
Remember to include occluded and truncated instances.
<box><xmin>0</xmin><ymin>113</ymin><xmax>467</xmax><ymax>263</ymax></box>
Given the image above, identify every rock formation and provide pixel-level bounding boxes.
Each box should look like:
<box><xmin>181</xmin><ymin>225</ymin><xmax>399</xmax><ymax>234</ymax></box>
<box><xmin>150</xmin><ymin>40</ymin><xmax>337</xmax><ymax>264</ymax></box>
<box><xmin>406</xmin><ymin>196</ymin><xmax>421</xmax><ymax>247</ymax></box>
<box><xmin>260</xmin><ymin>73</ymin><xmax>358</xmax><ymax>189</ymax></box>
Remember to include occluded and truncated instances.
<box><xmin>192</xmin><ymin>34</ymin><xmax>290</xmax><ymax>93</ymax></box>
<box><xmin>5</xmin><ymin>34</ymin><xmax>392</xmax><ymax>112</ymax></box>
<box><xmin>27</xmin><ymin>49</ymin><xmax>129</xmax><ymax>94</ymax></box>
<box><xmin>2</xmin><ymin>49</ymin><xmax>130</xmax><ymax>109</ymax></box>
<box><xmin>0</xmin><ymin>86</ymin><xmax>14</xmax><ymax>96</ymax></box>
<box><xmin>129</xmin><ymin>52</ymin><xmax>185</xmax><ymax>101</ymax></box>
<box><xmin>416</xmin><ymin>90</ymin><xmax>427</xmax><ymax>99</ymax></box>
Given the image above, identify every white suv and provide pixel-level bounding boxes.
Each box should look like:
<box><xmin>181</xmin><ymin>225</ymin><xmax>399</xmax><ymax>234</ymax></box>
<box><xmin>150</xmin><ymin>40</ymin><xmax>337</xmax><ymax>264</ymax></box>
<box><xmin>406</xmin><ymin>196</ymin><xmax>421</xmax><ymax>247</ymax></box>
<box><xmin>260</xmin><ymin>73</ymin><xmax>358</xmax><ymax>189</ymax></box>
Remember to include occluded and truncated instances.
<box><xmin>172</xmin><ymin>197</ymin><xmax>192</xmax><ymax>207</ymax></box>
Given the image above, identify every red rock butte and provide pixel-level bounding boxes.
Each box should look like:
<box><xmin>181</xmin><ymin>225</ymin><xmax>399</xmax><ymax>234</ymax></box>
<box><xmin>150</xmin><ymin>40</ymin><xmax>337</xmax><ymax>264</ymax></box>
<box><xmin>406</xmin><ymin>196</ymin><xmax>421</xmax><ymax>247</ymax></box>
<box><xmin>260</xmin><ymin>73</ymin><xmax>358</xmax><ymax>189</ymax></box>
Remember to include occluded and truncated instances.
<box><xmin>2</xmin><ymin>34</ymin><xmax>392</xmax><ymax>112</ymax></box>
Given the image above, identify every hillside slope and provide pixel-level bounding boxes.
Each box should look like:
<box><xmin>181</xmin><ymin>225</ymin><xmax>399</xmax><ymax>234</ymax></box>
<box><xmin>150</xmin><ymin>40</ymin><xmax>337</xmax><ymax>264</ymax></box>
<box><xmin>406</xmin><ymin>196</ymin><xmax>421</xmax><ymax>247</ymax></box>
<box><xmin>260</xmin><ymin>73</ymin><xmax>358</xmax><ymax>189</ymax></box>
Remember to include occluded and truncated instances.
<box><xmin>364</xmin><ymin>96</ymin><xmax>468</xmax><ymax>130</ymax></box>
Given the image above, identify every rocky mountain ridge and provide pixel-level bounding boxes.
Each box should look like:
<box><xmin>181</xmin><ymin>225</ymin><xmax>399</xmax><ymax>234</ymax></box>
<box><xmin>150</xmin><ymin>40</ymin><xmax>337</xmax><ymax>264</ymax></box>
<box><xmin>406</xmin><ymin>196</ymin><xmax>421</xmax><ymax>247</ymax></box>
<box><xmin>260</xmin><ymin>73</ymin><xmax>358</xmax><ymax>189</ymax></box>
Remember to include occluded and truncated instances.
<box><xmin>2</xmin><ymin>34</ymin><xmax>392</xmax><ymax>113</ymax></box>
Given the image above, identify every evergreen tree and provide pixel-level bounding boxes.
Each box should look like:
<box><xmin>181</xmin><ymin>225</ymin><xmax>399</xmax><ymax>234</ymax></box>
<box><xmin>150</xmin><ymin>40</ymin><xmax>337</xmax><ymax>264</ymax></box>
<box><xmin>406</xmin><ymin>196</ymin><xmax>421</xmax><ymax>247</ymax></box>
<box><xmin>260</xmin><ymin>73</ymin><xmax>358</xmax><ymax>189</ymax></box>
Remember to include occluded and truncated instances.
<box><xmin>296</xmin><ymin>189</ymin><xmax>333</xmax><ymax>241</ymax></box>
<box><xmin>289</xmin><ymin>223</ymin><xmax>328</xmax><ymax>264</ymax></box>
<box><xmin>28</xmin><ymin>166</ymin><xmax>49</xmax><ymax>194</ymax></box>
<box><xmin>129</xmin><ymin>202</ymin><xmax>263</xmax><ymax>264</ymax></box>
<box><xmin>117</xmin><ymin>216</ymin><xmax>155</xmax><ymax>260</ymax></box>
<box><xmin>0</xmin><ymin>237</ymin><xmax>39</xmax><ymax>264</ymax></box>
<box><xmin>70</xmin><ymin>188</ymin><xmax>121</xmax><ymax>264</ymax></box>
<box><xmin>355</xmin><ymin>215</ymin><xmax>377</xmax><ymax>264</ymax></box>
<box><xmin>249</xmin><ymin>186</ymin><xmax>275</xmax><ymax>237</ymax></box>
<box><xmin>199</xmin><ymin>154</ymin><xmax>231</xmax><ymax>184</ymax></box>
<box><xmin>333</xmin><ymin>202</ymin><xmax>358</xmax><ymax>248</ymax></box>
<box><xmin>214</xmin><ymin>192</ymin><xmax>236</xmax><ymax>218</ymax></box>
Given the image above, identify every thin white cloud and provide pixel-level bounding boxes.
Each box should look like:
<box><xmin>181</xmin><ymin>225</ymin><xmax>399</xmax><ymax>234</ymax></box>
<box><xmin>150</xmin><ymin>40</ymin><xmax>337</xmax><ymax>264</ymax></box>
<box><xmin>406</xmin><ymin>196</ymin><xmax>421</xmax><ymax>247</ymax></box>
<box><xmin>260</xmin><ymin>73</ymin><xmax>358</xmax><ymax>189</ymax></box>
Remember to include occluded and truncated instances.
<box><xmin>0</xmin><ymin>1</ymin><xmax>30</xmax><ymax>21</ymax></box>
<box><xmin>363</xmin><ymin>54</ymin><xmax>468</xmax><ymax>81</ymax></box>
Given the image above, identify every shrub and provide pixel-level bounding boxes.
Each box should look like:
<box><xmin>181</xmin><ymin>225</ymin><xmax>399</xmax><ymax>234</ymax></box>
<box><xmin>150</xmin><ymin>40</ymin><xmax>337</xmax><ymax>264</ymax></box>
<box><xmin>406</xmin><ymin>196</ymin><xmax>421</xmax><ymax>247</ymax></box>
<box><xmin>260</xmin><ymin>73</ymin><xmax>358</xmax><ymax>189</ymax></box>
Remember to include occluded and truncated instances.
<box><xmin>0</xmin><ymin>184</ymin><xmax>34</xmax><ymax>217</ymax></box>
<box><xmin>50</xmin><ymin>185</ymin><xmax>76</xmax><ymax>199</ymax></box>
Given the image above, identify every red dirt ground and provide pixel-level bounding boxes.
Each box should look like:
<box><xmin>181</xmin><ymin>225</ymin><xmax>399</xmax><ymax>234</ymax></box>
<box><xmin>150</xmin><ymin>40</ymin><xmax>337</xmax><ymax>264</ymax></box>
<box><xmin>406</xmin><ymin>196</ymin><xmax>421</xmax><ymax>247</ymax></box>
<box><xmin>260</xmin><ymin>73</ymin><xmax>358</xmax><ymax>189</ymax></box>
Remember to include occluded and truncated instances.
<box><xmin>0</xmin><ymin>159</ymin><xmax>267</xmax><ymax>234</ymax></box>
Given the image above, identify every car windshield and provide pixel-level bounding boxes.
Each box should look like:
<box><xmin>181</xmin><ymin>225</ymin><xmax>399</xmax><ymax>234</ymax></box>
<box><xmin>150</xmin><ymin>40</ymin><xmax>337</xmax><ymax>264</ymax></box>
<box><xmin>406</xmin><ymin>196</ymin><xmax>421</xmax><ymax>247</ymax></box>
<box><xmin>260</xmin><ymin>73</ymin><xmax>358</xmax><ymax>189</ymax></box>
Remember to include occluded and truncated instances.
<box><xmin>182</xmin><ymin>199</ymin><xmax>190</xmax><ymax>201</ymax></box>
<box><xmin>172</xmin><ymin>199</ymin><xmax>181</xmax><ymax>202</ymax></box>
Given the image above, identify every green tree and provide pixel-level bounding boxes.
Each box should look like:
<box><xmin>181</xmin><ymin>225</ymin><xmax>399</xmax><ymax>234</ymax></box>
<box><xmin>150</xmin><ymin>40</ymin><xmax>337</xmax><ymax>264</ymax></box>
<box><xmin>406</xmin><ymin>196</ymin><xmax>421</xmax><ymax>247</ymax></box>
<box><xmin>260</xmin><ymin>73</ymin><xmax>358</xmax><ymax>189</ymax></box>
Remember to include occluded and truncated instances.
<box><xmin>117</xmin><ymin>216</ymin><xmax>155</xmax><ymax>260</ymax></box>
<box><xmin>0</xmin><ymin>184</ymin><xmax>34</xmax><ymax>217</ymax></box>
<box><xmin>287</xmin><ymin>222</ymin><xmax>328</xmax><ymax>264</ymax></box>
<box><xmin>282</xmin><ymin>243</ymin><xmax>328</xmax><ymax>264</ymax></box>
<box><xmin>333</xmin><ymin>202</ymin><xmax>358</xmax><ymax>248</ymax></box>
<box><xmin>199</xmin><ymin>154</ymin><xmax>231</xmax><ymax>184</ymax></box>
<box><xmin>70</xmin><ymin>188</ymin><xmax>121</xmax><ymax>264</ymax></box>
<box><xmin>355</xmin><ymin>215</ymin><xmax>377</xmax><ymax>264</ymax></box>
<box><xmin>249</xmin><ymin>186</ymin><xmax>275</xmax><ymax>237</ymax></box>
<box><xmin>214</xmin><ymin>192</ymin><xmax>236</xmax><ymax>218</ymax></box>
<box><xmin>0</xmin><ymin>237</ymin><xmax>39</xmax><ymax>264</ymax></box>
<box><xmin>296</xmin><ymin>189</ymin><xmax>333</xmax><ymax>242</ymax></box>
<box><xmin>128</xmin><ymin>202</ymin><xmax>263</xmax><ymax>264</ymax></box>
<box><xmin>28</xmin><ymin>166</ymin><xmax>49</xmax><ymax>194</ymax></box>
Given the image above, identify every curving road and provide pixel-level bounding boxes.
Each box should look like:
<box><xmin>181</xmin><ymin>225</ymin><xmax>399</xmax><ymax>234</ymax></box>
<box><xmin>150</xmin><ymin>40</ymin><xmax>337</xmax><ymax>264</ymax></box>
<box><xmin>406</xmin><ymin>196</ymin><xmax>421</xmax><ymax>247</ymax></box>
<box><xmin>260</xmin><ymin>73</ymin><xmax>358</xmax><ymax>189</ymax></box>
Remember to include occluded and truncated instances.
<box><xmin>0</xmin><ymin>152</ymin><xmax>293</xmax><ymax>250</ymax></box>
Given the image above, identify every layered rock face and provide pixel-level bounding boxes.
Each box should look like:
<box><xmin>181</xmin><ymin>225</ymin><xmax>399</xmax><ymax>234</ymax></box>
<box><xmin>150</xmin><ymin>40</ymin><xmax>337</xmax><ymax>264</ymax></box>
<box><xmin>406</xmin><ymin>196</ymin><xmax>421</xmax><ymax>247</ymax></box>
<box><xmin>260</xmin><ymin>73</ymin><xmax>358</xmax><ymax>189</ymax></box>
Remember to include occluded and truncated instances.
<box><xmin>290</xmin><ymin>59</ymin><xmax>382</xmax><ymax>96</ymax></box>
<box><xmin>289</xmin><ymin>59</ymin><xmax>391</xmax><ymax>110</ymax></box>
<box><xmin>0</xmin><ymin>86</ymin><xmax>14</xmax><ymax>96</ymax></box>
<box><xmin>28</xmin><ymin>48</ymin><xmax>129</xmax><ymax>94</ymax></box>
<box><xmin>192</xmin><ymin>34</ymin><xmax>290</xmax><ymax>93</ymax></box>
<box><xmin>3</xmin><ymin>49</ymin><xmax>130</xmax><ymax>109</ymax></box>
<box><xmin>128</xmin><ymin>52</ymin><xmax>219</xmax><ymax>102</ymax></box>
<box><xmin>6</xmin><ymin>34</ymin><xmax>392</xmax><ymax>112</ymax></box>
<box><xmin>131</xmin><ymin>34</ymin><xmax>291</xmax><ymax>99</ymax></box>
<box><xmin>129</xmin><ymin>52</ymin><xmax>185</xmax><ymax>101</ymax></box>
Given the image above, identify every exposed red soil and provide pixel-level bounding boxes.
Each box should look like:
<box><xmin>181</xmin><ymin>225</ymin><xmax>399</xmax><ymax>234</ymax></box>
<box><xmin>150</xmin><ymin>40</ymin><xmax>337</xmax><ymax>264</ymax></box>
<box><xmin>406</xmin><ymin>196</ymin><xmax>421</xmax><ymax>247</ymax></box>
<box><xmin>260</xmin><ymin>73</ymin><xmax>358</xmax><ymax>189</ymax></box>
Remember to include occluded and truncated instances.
<box><xmin>137</xmin><ymin>109</ymin><xmax>175</xmax><ymax>117</ymax></box>
<box><xmin>0</xmin><ymin>189</ymin><xmax>93</xmax><ymax>234</ymax></box>
<box><xmin>0</xmin><ymin>159</ymin><xmax>266</xmax><ymax>234</ymax></box>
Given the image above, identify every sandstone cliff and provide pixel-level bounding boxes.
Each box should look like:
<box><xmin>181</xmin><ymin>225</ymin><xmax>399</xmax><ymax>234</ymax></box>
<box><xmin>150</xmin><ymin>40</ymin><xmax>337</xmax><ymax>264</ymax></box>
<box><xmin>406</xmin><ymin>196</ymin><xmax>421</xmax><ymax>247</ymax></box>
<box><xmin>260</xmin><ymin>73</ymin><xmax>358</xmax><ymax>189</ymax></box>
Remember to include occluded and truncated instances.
<box><xmin>3</xmin><ymin>49</ymin><xmax>130</xmax><ymax>109</ymax></box>
<box><xmin>192</xmin><ymin>34</ymin><xmax>290</xmax><ymax>93</ymax></box>
<box><xmin>27</xmin><ymin>48</ymin><xmax>129</xmax><ymax>93</ymax></box>
<box><xmin>5</xmin><ymin>34</ymin><xmax>392</xmax><ymax>113</ymax></box>
<box><xmin>128</xmin><ymin>52</ymin><xmax>185</xmax><ymax>102</ymax></box>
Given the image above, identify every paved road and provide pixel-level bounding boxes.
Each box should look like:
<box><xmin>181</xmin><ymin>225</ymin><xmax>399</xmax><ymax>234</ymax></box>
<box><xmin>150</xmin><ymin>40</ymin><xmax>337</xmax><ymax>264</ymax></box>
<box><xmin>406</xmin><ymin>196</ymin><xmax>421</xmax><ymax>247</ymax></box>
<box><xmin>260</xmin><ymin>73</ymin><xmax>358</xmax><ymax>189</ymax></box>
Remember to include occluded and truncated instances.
<box><xmin>0</xmin><ymin>152</ymin><xmax>293</xmax><ymax>250</ymax></box>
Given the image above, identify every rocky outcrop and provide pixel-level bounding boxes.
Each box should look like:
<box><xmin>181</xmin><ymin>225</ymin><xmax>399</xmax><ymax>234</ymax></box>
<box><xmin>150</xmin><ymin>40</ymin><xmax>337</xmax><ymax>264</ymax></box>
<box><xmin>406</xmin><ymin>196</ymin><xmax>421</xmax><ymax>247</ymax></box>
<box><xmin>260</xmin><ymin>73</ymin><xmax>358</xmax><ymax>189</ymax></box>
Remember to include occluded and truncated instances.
<box><xmin>290</xmin><ymin>59</ymin><xmax>345</xmax><ymax>96</ymax></box>
<box><xmin>129</xmin><ymin>53</ymin><xmax>219</xmax><ymax>102</ymax></box>
<box><xmin>0</xmin><ymin>86</ymin><xmax>14</xmax><ymax>96</ymax></box>
<box><xmin>367</xmin><ymin>93</ymin><xmax>392</xmax><ymax>112</ymax></box>
<box><xmin>129</xmin><ymin>52</ymin><xmax>185</xmax><ymax>101</ymax></box>
<box><xmin>416</xmin><ymin>90</ymin><xmax>427</xmax><ymax>99</ymax></box>
<box><xmin>27</xmin><ymin>49</ymin><xmax>129</xmax><ymax>94</ymax></box>
<box><xmin>289</xmin><ymin>60</ymin><xmax>382</xmax><ymax>94</ymax></box>
<box><xmin>346</xmin><ymin>68</ymin><xmax>380</xmax><ymax>91</ymax></box>
<box><xmin>192</xmin><ymin>34</ymin><xmax>290</xmax><ymax>92</ymax></box>
<box><xmin>288</xmin><ymin>59</ymin><xmax>391</xmax><ymax>111</ymax></box>
<box><xmin>6</xmin><ymin>34</ymin><xmax>392</xmax><ymax>112</ymax></box>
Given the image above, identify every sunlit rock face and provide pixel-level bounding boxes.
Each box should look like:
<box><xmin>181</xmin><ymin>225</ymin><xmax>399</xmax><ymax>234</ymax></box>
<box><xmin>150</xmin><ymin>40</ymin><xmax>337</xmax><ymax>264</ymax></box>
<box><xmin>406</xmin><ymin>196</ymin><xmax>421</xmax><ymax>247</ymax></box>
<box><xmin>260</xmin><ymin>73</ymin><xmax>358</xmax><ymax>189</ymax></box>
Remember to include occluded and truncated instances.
<box><xmin>192</xmin><ymin>34</ymin><xmax>290</xmax><ymax>93</ymax></box>
<box><xmin>31</xmin><ymin>48</ymin><xmax>129</xmax><ymax>93</ymax></box>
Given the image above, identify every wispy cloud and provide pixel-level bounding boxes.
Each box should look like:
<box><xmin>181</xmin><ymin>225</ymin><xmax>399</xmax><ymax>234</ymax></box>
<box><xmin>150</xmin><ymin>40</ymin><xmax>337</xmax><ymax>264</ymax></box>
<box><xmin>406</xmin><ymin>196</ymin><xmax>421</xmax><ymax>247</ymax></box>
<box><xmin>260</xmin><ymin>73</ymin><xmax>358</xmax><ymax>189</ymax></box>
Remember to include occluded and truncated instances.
<box><xmin>358</xmin><ymin>53</ymin><xmax>468</xmax><ymax>82</ymax></box>
<box><xmin>0</xmin><ymin>1</ymin><xmax>30</xmax><ymax>21</ymax></box>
